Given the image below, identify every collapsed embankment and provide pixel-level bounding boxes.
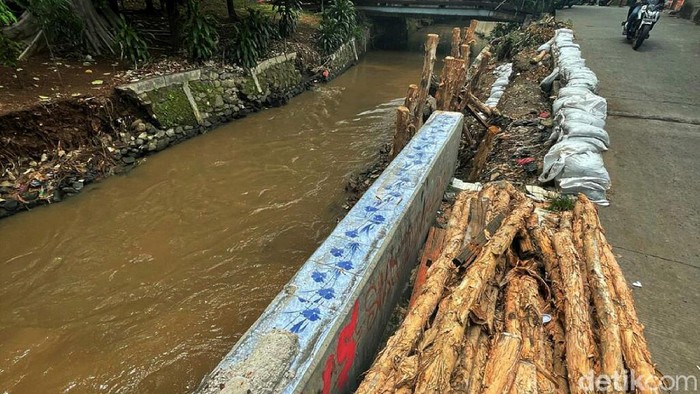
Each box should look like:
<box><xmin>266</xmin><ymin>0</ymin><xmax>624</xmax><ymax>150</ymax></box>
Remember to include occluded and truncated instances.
<box><xmin>0</xmin><ymin>34</ymin><xmax>368</xmax><ymax>220</ymax></box>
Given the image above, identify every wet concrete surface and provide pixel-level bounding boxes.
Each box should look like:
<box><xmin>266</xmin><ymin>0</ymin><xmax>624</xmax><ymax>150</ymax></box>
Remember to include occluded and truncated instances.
<box><xmin>561</xmin><ymin>6</ymin><xmax>700</xmax><ymax>379</ymax></box>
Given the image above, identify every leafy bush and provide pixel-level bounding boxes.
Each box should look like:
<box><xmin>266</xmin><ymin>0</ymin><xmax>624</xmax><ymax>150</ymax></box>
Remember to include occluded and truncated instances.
<box><xmin>0</xmin><ymin>0</ymin><xmax>17</xmax><ymax>26</ymax></box>
<box><xmin>226</xmin><ymin>9</ymin><xmax>278</xmax><ymax>69</ymax></box>
<box><xmin>272</xmin><ymin>0</ymin><xmax>301</xmax><ymax>37</ymax></box>
<box><xmin>0</xmin><ymin>32</ymin><xmax>21</xmax><ymax>67</ymax></box>
<box><xmin>183</xmin><ymin>0</ymin><xmax>219</xmax><ymax>62</ymax></box>
<box><xmin>318</xmin><ymin>0</ymin><xmax>358</xmax><ymax>54</ymax></box>
<box><xmin>114</xmin><ymin>15</ymin><xmax>150</xmax><ymax>67</ymax></box>
<box><xmin>25</xmin><ymin>0</ymin><xmax>84</xmax><ymax>53</ymax></box>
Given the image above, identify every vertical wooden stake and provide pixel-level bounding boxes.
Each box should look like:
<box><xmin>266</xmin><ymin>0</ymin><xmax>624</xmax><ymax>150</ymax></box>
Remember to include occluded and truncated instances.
<box><xmin>451</xmin><ymin>27</ymin><xmax>462</xmax><ymax>58</ymax></box>
<box><xmin>415</xmin><ymin>34</ymin><xmax>439</xmax><ymax>130</ymax></box>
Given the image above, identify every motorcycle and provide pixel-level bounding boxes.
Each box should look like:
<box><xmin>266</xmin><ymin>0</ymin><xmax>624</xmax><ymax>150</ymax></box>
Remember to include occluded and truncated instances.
<box><xmin>623</xmin><ymin>0</ymin><xmax>663</xmax><ymax>50</ymax></box>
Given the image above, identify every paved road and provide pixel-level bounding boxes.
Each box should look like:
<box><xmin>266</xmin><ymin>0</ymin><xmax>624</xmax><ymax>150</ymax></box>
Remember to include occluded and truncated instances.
<box><xmin>558</xmin><ymin>6</ymin><xmax>700</xmax><ymax>381</ymax></box>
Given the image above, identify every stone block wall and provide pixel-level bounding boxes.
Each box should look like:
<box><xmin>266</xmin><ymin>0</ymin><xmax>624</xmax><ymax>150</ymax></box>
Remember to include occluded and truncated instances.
<box><xmin>114</xmin><ymin>34</ymin><xmax>369</xmax><ymax>166</ymax></box>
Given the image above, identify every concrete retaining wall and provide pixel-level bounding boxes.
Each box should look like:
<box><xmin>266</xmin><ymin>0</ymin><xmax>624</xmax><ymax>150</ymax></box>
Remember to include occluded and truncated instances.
<box><xmin>196</xmin><ymin>111</ymin><xmax>464</xmax><ymax>394</ymax></box>
<box><xmin>110</xmin><ymin>34</ymin><xmax>369</xmax><ymax>167</ymax></box>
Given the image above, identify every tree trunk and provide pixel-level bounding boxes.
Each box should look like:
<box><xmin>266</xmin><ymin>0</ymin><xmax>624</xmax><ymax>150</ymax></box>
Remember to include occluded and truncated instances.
<box><xmin>480</xmin><ymin>333</ymin><xmax>522</xmax><ymax>394</ymax></box>
<box><xmin>413</xmin><ymin>199</ymin><xmax>534</xmax><ymax>393</ymax></box>
<box><xmin>414</xmin><ymin>34</ymin><xmax>438</xmax><ymax>129</ymax></box>
<box><xmin>355</xmin><ymin>191</ymin><xmax>474</xmax><ymax>393</ymax></box>
<box><xmin>165</xmin><ymin>0</ymin><xmax>180</xmax><ymax>51</ymax></box>
<box><xmin>226</xmin><ymin>0</ymin><xmax>239</xmax><ymax>20</ymax></box>
<box><xmin>72</xmin><ymin>0</ymin><xmax>117</xmax><ymax>55</ymax></box>
<box><xmin>552</xmin><ymin>215</ymin><xmax>595</xmax><ymax>394</ymax></box>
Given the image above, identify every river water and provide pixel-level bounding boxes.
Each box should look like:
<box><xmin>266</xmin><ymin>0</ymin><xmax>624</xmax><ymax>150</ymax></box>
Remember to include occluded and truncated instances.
<box><xmin>0</xmin><ymin>51</ymin><xmax>423</xmax><ymax>393</ymax></box>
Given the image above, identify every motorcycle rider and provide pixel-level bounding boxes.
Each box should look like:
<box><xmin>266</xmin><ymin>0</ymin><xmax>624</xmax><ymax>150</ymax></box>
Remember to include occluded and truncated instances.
<box><xmin>623</xmin><ymin>0</ymin><xmax>663</xmax><ymax>36</ymax></box>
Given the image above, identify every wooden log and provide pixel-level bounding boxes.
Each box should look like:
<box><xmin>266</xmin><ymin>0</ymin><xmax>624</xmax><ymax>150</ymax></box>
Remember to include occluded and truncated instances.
<box><xmin>480</xmin><ymin>333</ymin><xmax>522</xmax><ymax>394</ymax></box>
<box><xmin>436</xmin><ymin>57</ymin><xmax>463</xmax><ymax>110</ymax></box>
<box><xmin>543</xmin><ymin>314</ymin><xmax>570</xmax><ymax>394</ymax></box>
<box><xmin>552</xmin><ymin>216</ymin><xmax>595</xmax><ymax>394</ymax></box>
<box><xmin>467</xmin><ymin>125</ymin><xmax>499</xmax><ymax>182</ymax></box>
<box><xmin>577</xmin><ymin>199</ymin><xmax>625</xmax><ymax>392</ymax></box>
<box><xmin>510</xmin><ymin>361</ymin><xmax>539</xmax><ymax>394</ymax></box>
<box><xmin>466</xmin><ymin>330</ymin><xmax>490</xmax><ymax>394</ymax></box>
<box><xmin>518</xmin><ymin>227</ymin><xmax>537</xmax><ymax>259</ymax></box>
<box><xmin>531</xmin><ymin>50</ymin><xmax>547</xmax><ymax>64</ymax></box>
<box><xmin>403</xmin><ymin>84</ymin><xmax>420</xmax><ymax>132</ymax></box>
<box><xmin>468</xmin><ymin>51</ymin><xmax>491</xmax><ymax>94</ymax></box>
<box><xmin>451</xmin><ymin>325</ymin><xmax>483</xmax><ymax>392</ymax></box>
<box><xmin>409</xmin><ymin>226</ymin><xmax>447</xmax><ymax>308</ymax></box>
<box><xmin>414</xmin><ymin>34</ymin><xmax>439</xmax><ymax>130</ymax></box>
<box><xmin>451</xmin><ymin>27</ymin><xmax>462</xmax><ymax>58</ymax></box>
<box><xmin>536</xmin><ymin>299</ymin><xmax>558</xmax><ymax>394</ymax></box>
<box><xmin>507</xmin><ymin>274</ymin><xmax>543</xmax><ymax>394</ymax></box>
<box><xmin>461</xmin><ymin>43</ymin><xmax>471</xmax><ymax>64</ymax></box>
<box><xmin>581</xmin><ymin>196</ymin><xmax>662</xmax><ymax>393</ymax></box>
<box><xmin>468</xmin><ymin>92</ymin><xmax>492</xmax><ymax>116</ymax></box>
<box><xmin>467</xmin><ymin>20</ymin><xmax>478</xmax><ymax>44</ymax></box>
<box><xmin>355</xmin><ymin>191</ymin><xmax>473</xmax><ymax>393</ymax></box>
<box><xmin>470</xmin><ymin>257</ymin><xmax>504</xmax><ymax>333</ymax></box>
<box><xmin>412</xmin><ymin>199</ymin><xmax>534</xmax><ymax>393</ymax></box>
<box><xmin>390</xmin><ymin>106</ymin><xmax>411</xmax><ymax>159</ymax></box>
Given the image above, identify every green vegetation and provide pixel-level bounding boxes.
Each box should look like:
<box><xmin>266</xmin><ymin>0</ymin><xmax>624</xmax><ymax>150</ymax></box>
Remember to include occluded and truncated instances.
<box><xmin>318</xmin><ymin>0</ymin><xmax>358</xmax><ymax>55</ymax></box>
<box><xmin>114</xmin><ymin>15</ymin><xmax>150</xmax><ymax>67</ymax></box>
<box><xmin>0</xmin><ymin>0</ymin><xmax>356</xmax><ymax>68</ymax></box>
<box><xmin>272</xmin><ymin>0</ymin><xmax>301</xmax><ymax>38</ymax></box>
<box><xmin>146</xmin><ymin>85</ymin><xmax>197</xmax><ymax>128</ymax></box>
<box><xmin>0</xmin><ymin>31</ymin><xmax>20</xmax><ymax>66</ymax></box>
<box><xmin>225</xmin><ymin>9</ymin><xmax>278</xmax><ymax>69</ymax></box>
<box><xmin>547</xmin><ymin>195</ymin><xmax>576</xmax><ymax>212</ymax></box>
<box><xmin>183</xmin><ymin>0</ymin><xmax>219</xmax><ymax>62</ymax></box>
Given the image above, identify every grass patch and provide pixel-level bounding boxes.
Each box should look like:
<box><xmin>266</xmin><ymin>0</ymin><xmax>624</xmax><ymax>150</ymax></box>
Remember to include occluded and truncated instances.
<box><xmin>547</xmin><ymin>194</ymin><xmax>575</xmax><ymax>212</ymax></box>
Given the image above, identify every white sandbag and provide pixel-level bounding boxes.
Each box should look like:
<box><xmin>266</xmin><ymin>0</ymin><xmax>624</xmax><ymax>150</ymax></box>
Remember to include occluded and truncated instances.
<box><xmin>539</xmin><ymin>139</ymin><xmax>609</xmax><ymax>182</ymax></box>
<box><xmin>559</xmin><ymin>122</ymin><xmax>610</xmax><ymax>147</ymax></box>
<box><xmin>557</xmin><ymin>151</ymin><xmax>610</xmax><ymax>187</ymax></box>
<box><xmin>558</xmin><ymin>86</ymin><xmax>593</xmax><ymax>98</ymax></box>
<box><xmin>553</xmin><ymin>92</ymin><xmax>607</xmax><ymax>119</ymax></box>
<box><xmin>558</xmin><ymin>177</ymin><xmax>610</xmax><ymax>205</ymax></box>
<box><xmin>555</xmin><ymin>108</ymin><xmax>606</xmax><ymax>128</ymax></box>
<box><xmin>540</xmin><ymin>67</ymin><xmax>560</xmax><ymax>92</ymax></box>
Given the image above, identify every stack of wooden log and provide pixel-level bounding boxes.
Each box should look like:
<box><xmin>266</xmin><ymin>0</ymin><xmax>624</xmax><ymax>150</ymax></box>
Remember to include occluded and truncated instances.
<box><xmin>356</xmin><ymin>182</ymin><xmax>661</xmax><ymax>393</ymax></box>
<box><xmin>391</xmin><ymin>23</ymin><xmax>495</xmax><ymax>159</ymax></box>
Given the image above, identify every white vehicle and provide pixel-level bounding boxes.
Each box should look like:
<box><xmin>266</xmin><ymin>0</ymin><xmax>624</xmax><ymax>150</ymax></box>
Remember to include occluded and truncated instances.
<box><xmin>624</xmin><ymin>0</ymin><xmax>663</xmax><ymax>50</ymax></box>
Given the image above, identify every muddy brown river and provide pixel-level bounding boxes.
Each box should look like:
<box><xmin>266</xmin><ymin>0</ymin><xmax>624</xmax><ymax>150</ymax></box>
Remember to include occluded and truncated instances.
<box><xmin>0</xmin><ymin>51</ymin><xmax>423</xmax><ymax>393</ymax></box>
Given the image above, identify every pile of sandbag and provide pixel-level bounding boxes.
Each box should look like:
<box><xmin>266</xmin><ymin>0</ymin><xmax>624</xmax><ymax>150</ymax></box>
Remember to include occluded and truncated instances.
<box><xmin>538</xmin><ymin>29</ymin><xmax>612</xmax><ymax>205</ymax></box>
<box><xmin>484</xmin><ymin>63</ymin><xmax>513</xmax><ymax>108</ymax></box>
<box><xmin>356</xmin><ymin>183</ymin><xmax>661</xmax><ymax>393</ymax></box>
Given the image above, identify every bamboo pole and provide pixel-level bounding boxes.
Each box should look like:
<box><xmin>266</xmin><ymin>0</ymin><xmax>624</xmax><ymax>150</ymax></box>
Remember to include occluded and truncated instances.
<box><xmin>355</xmin><ymin>191</ymin><xmax>474</xmax><ymax>393</ymax></box>
<box><xmin>413</xmin><ymin>199</ymin><xmax>534</xmax><ymax>393</ymax></box>
<box><xmin>451</xmin><ymin>27</ymin><xmax>462</xmax><ymax>58</ymax></box>
<box><xmin>415</xmin><ymin>34</ymin><xmax>439</xmax><ymax>130</ymax></box>
<box><xmin>552</xmin><ymin>214</ymin><xmax>595</xmax><ymax>394</ymax></box>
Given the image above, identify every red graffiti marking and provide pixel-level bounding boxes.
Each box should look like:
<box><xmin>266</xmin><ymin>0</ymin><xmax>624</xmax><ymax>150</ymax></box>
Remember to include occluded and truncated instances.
<box><xmin>322</xmin><ymin>300</ymin><xmax>359</xmax><ymax>394</ymax></box>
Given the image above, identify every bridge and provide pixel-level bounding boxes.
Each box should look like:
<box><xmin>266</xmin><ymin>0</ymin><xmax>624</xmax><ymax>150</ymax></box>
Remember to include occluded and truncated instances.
<box><xmin>355</xmin><ymin>0</ymin><xmax>546</xmax><ymax>23</ymax></box>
